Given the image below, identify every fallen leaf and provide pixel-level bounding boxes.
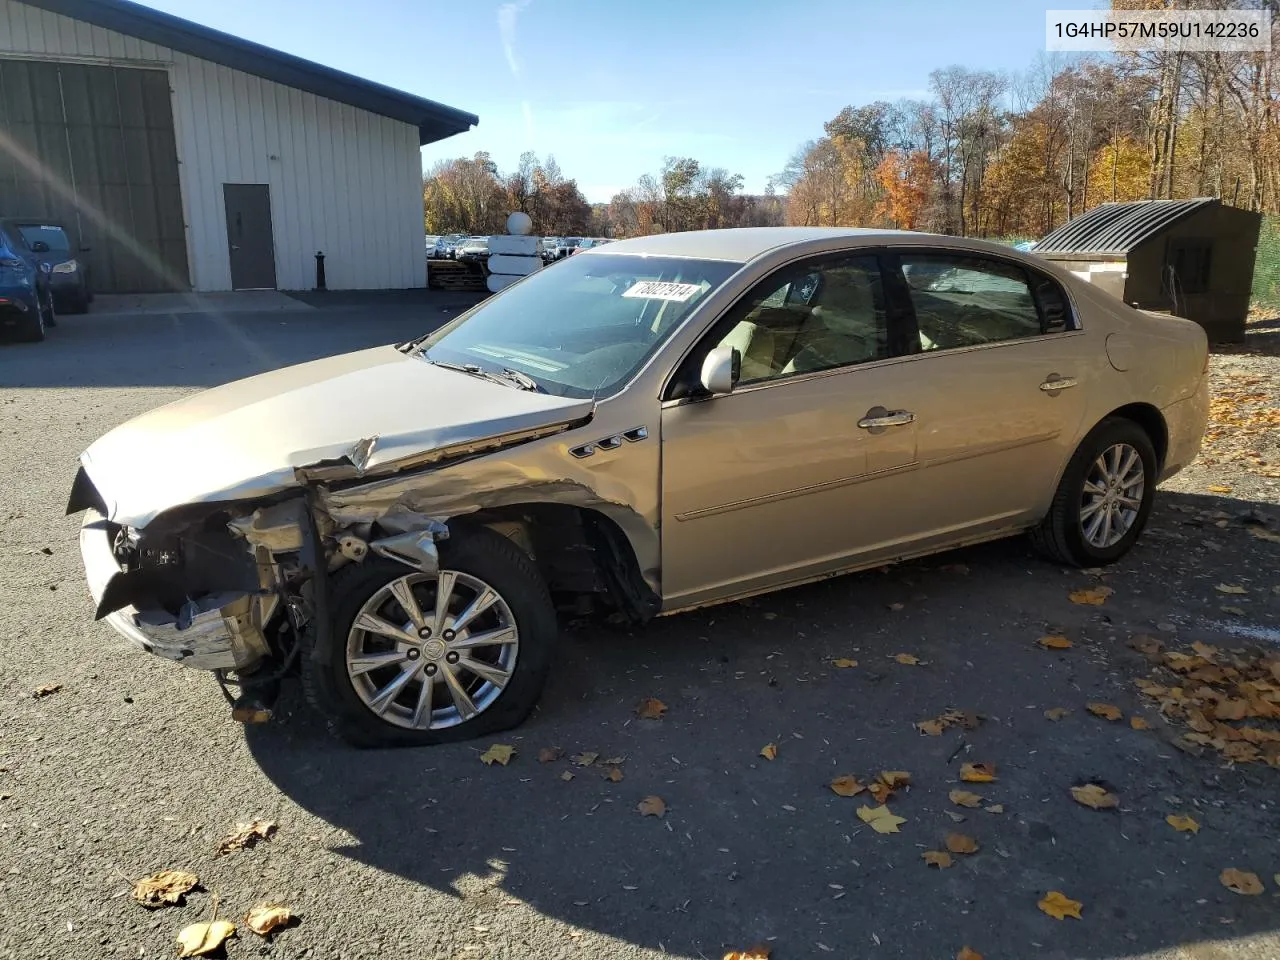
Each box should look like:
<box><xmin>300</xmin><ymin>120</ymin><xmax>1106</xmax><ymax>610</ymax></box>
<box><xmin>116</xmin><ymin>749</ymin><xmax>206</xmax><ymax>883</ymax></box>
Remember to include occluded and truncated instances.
<box><xmin>176</xmin><ymin>920</ymin><xmax>235</xmax><ymax>957</ymax></box>
<box><xmin>1166</xmin><ymin>814</ymin><xmax>1200</xmax><ymax>834</ymax></box>
<box><xmin>604</xmin><ymin>766</ymin><xmax>624</xmax><ymax>782</ymax></box>
<box><xmin>922</xmin><ymin>850</ymin><xmax>953</xmax><ymax>869</ymax></box>
<box><xmin>894</xmin><ymin>653</ymin><xmax>922</xmax><ymax>665</ymax></box>
<box><xmin>244</xmin><ymin>904</ymin><xmax>292</xmax><ymax>937</ymax></box>
<box><xmin>601</xmin><ymin>756</ymin><xmax>625</xmax><ymax>765</ymax></box>
<box><xmin>1215</xmin><ymin>699</ymin><xmax>1249</xmax><ymax>721</ymax></box>
<box><xmin>1069</xmin><ymin>586</ymin><xmax>1113</xmax><ymax>605</ymax></box>
<box><xmin>868</xmin><ymin>781</ymin><xmax>894</xmax><ymax>804</ymax></box>
<box><xmin>917</xmin><ymin>718</ymin><xmax>947</xmax><ymax>735</ymax></box>
<box><xmin>1038</xmin><ymin>635</ymin><xmax>1073</xmax><ymax>650</ymax></box>
<box><xmin>945</xmin><ymin>810</ymin><xmax>967</xmax><ymax>822</ymax></box>
<box><xmin>537</xmin><ymin>747</ymin><xmax>562</xmax><ymax>763</ymax></box>
<box><xmin>559</xmin><ymin>770</ymin><xmax>574</xmax><ymax>781</ymax></box>
<box><xmin>216</xmin><ymin>819</ymin><xmax>277</xmax><ymax>855</ymax></box>
<box><xmin>635</xmin><ymin>697</ymin><xmax>667</xmax><ymax>720</ymax></box>
<box><xmin>831</xmin><ymin>658</ymin><xmax>859</xmax><ymax>668</ymax></box>
<box><xmin>959</xmin><ymin>762</ymin><xmax>997</xmax><ymax>783</ymax></box>
<box><xmin>1129</xmin><ymin>635</ymin><xmax>1164</xmax><ymax>655</ymax></box>
<box><xmin>984</xmin><ymin>804</ymin><xmax>1005</xmax><ymax>814</ymax></box>
<box><xmin>637</xmin><ymin>796</ymin><xmax>666</xmax><ymax>818</ymax></box>
<box><xmin>759</xmin><ymin>743</ymin><xmax>777</xmax><ymax>761</ymax></box>
<box><xmin>1087</xmin><ymin>702</ymin><xmax>1123</xmax><ymax>721</ymax></box>
<box><xmin>132</xmin><ymin>870</ymin><xmax>199</xmax><ymax>908</ymax></box>
<box><xmin>1220</xmin><ymin>868</ymin><xmax>1264</xmax><ymax>896</ymax></box>
<box><xmin>1248</xmin><ymin>526</ymin><xmax>1280</xmax><ymax>543</ymax></box>
<box><xmin>829</xmin><ymin>775</ymin><xmax>865</xmax><ymax>797</ymax></box>
<box><xmin>945</xmin><ymin>832</ymin><xmax>979</xmax><ymax>854</ymax></box>
<box><xmin>1215</xmin><ymin>583</ymin><xmax>1248</xmax><ymax>595</ymax></box>
<box><xmin>1207</xmin><ymin>484</ymin><xmax>1233</xmax><ymax>494</ymax></box>
<box><xmin>880</xmin><ymin>770</ymin><xmax>911</xmax><ymax>788</ymax></box>
<box><xmin>1038</xmin><ymin>890</ymin><xmax>1083</xmax><ymax>920</ymax></box>
<box><xmin>1221</xmin><ymin>606</ymin><xmax>1247</xmax><ymax>616</ymax></box>
<box><xmin>957</xmin><ymin>948</ymin><xmax>984</xmax><ymax>960</ymax></box>
<box><xmin>888</xmin><ymin>602</ymin><xmax>905</xmax><ymax>611</ymax></box>
<box><xmin>1129</xmin><ymin>716</ymin><xmax>1151</xmax><ymax>730</ymax></box>
<box><xmin>949</xmin><ymin>789</ymin><xmax>983</xmax><ymax>808</ymax></box>
<box><xmin>1071</xmin><ymin>783</ymin><xmax>1119</xmax><ymax>810</ymax></box>
<box><xmin>480</xmin><ymin>744</ymin><xmax>515</xmax><ymax>766</ymax></box>
<box><xmin>571</xmin><ymin>752</ymin><xmax>599</xmax><ymax>767</ymax></box>
<box><xmin>1044</xmin><ymin>707</ymin><xmax>1070</xmax><ymax>721</ymax></box>
<box><xmin>723</xmin><ymin>947</ymin><xmax>771</xmax><ymax>960</ymax></box>
<box><xmin>857</xmin><ymin>804</ymin><xmax>906</xmax><ymax>834</ymax></box>
<box><xmin>32</xmin><ymin>683</ymin><xmax>62</xmax><ymax>698</ymax></box>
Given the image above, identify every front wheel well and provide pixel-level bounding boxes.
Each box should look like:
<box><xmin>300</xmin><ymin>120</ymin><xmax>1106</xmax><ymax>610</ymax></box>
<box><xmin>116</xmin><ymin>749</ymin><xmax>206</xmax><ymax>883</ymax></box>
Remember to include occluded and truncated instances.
<box><xmin>1100</xmin><ymin>403</ymin><xmax>1168</xmax><ymax>471</ymax></box>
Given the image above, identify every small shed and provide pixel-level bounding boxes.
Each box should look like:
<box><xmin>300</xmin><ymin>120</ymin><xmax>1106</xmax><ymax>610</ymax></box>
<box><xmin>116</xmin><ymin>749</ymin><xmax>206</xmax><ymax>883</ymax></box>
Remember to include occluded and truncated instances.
<box><xmin>1034</xmin><ymin>198</ymin><xmax>1262</xmax><ymax>342</ymax></box>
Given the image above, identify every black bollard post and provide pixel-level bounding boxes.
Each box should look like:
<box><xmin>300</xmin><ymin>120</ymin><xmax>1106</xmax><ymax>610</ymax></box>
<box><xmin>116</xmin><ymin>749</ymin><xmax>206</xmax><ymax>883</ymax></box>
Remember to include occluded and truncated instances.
<box><xmin>315</xmin><ymin>251</ymin><xmax>326</xmax><ymax>290</ymax></box>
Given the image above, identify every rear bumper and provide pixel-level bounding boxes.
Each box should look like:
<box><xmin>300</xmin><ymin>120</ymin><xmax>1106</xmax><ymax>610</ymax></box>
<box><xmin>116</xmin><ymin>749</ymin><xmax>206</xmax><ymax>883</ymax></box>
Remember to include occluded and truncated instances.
<box><xmin>1159</xmin><ymin>378</ymin><xmax>1210</xmax><ymax>482</ymax></box>
<box><xmin>80</xmin><ymin>508</ymin><xmax>252</xmax><ymax>671</ymax></box>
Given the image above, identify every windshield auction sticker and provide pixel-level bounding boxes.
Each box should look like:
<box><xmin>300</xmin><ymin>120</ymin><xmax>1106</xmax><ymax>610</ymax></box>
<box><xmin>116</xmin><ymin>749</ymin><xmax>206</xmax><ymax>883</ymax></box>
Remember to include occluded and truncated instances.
<box><xmin>622</xmin><ymin>281</ymin><xmax>703</xmax><ymax>302</ymax></box>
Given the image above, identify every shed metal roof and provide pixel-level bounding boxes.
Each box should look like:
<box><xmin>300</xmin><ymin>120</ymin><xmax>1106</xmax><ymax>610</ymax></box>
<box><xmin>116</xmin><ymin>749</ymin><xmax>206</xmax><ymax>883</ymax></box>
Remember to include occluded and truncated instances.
<box><xmin>18</xmin><ymin>0</ymin><xmax>479</xmax><ymax>145</ymax></box>
<box><xmin>1035</xmin><ymin>198</ymin><xmax>1217</xmax><ymax>256</ymax></box>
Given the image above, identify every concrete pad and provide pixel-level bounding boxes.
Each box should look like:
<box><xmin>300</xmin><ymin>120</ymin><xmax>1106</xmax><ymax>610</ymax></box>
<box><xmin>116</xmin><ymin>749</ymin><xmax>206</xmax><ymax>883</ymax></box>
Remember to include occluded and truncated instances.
<box><xmin>89</xmin><ymin>290</ymin><xmax>316</xmax><ymax>317</ymax></box>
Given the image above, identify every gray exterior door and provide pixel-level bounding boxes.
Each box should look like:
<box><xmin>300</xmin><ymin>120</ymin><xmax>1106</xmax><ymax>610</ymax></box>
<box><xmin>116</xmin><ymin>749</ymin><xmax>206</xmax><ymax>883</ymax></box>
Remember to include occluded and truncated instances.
<box><xmin>0</xmin><ymin>58</ymin><xmax>190</xmax><ymax>293</ymax></box>
<box><xmin>222</xmin><ymin>183</ymin><xmax>277</xmax><ymax>290</ymax></box>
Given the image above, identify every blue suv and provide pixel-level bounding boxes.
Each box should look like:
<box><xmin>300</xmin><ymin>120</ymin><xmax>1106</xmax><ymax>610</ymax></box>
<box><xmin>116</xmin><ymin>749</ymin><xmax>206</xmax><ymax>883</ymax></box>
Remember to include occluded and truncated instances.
<box><xmin>0</xmin><ymin>231</ymin><xmax>55</xmax><ymax>343</ymax></box>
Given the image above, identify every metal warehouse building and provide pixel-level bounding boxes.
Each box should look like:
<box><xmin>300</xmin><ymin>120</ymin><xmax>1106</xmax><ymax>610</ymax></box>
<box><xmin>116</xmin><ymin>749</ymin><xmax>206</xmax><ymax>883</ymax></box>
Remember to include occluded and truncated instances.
<box><xmin>0</xmin><ymin>0</ymin><xmax>477</xmax><ymax>292</ymax></box>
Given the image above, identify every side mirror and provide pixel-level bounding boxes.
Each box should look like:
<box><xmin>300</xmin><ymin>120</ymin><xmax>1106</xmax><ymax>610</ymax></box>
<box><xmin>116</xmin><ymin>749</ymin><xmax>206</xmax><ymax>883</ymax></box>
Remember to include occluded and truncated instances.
<box><xmin>30</xmin><ymin>241</ymin><xmax>50</xmax><ymax>253</ymax></box>
<box><xmin>700</xmin><ymin>345</ymin><xmax>740</xmax><ymax>395</ymax></box>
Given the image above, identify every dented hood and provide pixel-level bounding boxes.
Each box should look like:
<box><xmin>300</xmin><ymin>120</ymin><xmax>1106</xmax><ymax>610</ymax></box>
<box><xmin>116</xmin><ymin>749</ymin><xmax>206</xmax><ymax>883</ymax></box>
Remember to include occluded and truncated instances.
<box><xmin>79</xmin><ymin>345</ymin><xmax>594</xmax><ymax>527</ymax></box>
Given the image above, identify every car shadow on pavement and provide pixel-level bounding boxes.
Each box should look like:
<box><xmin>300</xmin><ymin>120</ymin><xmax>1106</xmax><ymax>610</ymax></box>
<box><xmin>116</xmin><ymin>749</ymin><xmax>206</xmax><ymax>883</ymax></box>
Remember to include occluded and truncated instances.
<box><xmin>245</xmin><ymin>491</ymin><xmax>1280</xmax><ymax>959</ymax></box>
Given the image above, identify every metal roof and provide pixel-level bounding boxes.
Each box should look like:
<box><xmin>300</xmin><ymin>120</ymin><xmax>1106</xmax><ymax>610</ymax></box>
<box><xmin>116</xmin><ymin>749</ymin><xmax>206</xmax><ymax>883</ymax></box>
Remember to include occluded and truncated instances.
<box><xmin>1035</xmin><ymin>198</ymin><xmax>1217</xmax><ymax>255</ymax></box>
<box><xmin>18</xmin><ymin>0</ymin><xmax>479</xmax><ymax>145</ymax></box>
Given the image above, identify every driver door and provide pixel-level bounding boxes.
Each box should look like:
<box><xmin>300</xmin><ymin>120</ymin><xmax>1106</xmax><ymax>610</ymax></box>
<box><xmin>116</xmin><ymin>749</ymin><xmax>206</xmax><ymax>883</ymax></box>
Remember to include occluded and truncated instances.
<box><xmin>659</xmin><ymin>253</ymin><xmax>920</xmax><ymax>609</ymax></box>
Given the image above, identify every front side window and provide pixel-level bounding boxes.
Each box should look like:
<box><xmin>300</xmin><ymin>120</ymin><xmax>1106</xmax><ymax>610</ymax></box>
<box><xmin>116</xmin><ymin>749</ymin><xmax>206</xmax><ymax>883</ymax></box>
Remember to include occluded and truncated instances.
<box><xmin>900</xmin><ymin>254</ymin><xmax>1042</xmax><ymax>351</ymax></box>
<box><xmin>419</xmin><ymin>252</ymin><xmax>739</xmax><ymax>398</ymax></box>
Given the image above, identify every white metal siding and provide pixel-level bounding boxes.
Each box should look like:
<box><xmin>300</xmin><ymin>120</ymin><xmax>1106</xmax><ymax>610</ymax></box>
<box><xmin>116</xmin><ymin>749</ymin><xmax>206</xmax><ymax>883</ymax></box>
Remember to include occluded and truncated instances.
<box><xmin>0</xmin><ymin>0</ymin><xmax>426</xmax><ymax>291</ymax></box>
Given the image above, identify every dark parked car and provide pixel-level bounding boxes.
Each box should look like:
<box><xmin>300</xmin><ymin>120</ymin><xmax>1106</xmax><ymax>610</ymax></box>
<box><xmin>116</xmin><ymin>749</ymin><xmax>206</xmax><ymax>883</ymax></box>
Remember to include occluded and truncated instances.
<box><xmin>0</xmin><ymin>219</ymin><xmax>90</xmax><ymax>313</ymax></box>
<box><xmin>0</xmin><ymin>231</ymin><xmax>56</xmax><ymax>342</ymax></box>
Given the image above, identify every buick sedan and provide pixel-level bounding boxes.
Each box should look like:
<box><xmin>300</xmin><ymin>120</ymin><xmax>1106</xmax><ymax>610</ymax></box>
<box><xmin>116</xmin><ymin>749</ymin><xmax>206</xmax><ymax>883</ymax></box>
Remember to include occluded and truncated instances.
<box><xmin>70</xmin><ymin>228</ymin><xmax>1209</xmax><ymax>747</ymax></box>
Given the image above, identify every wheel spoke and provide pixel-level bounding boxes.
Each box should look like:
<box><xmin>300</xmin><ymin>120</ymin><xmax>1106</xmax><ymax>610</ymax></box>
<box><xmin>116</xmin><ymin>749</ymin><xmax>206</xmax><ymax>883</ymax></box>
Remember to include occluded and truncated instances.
<box><xmin>349</xmin><ymin>650</ymin><xmax>410</xmax><ymax>676</ymax></box>
<box><xmin>1082</xmin><ymin>478</ymin><xmax>1107</xmax><ymax>496</ymax></box>
<box><xmin>451</xmin><ymin>587</ymin><xmax>499</xmax><ymax>634</ymax></box>
<box><xmin>449</xmin><ymin>626</ymin><xmax>518</xmax><ymax>651</ymax></box>
<box><xmin>369</xmin><ymin>665</ymin><xmax>419</xmax><ymax>714</ymax></box>
<box><xmin>1099</xmin><ymin>504</ymin><xmax>1114</xmax><ymax>545</ymax></box>
<box><xmin>433</xmin><ymin>571</ymin><xmax>457</xmax><ymax>631</ymax></box>
<box><xmin>1118</xmin><ymin>448</ymin><xmax>1141</xmax><ymax>484</ymax></box>
<box><xmin>1080</xmin><ymin>497</ymin><xmax>1106</xmax><ymax>521</ymax></box>
<box><xmin>411</xmin><ymin>675</ymin><xmax>435</xmax><ymax>728</ymax></box>
<box><xmin>1116</xmin><ymin>493</ymin><xmax>1142</xmax><ymax>509</ymax></box>
<box><xmin>354</xmin><ymin>612</ymin><xmax>418</xmax><ymax>645</ymax></box>
<box><xmin>1107</xmin><ymin>444</ymin><xmax>1123</xmax><ymax>479</ymax></box>
<box><xmin>441</xmin><ymin>664</ymin><xmax>478</xmax><ymax>719</ymax></box>
<box><xmin>459</xmin><ymin>656</ymin><xmax>511</xmax><ymax>689</ymax></box>
<box><xmin>389</xmin><ymin>578</ymin><xmax>427</xmax><ymax>631</ymax></box>
<box><xmin>1085</xmin><ymin>509</ymin><xmax>1106</xmax><ymax>544</ymax></box>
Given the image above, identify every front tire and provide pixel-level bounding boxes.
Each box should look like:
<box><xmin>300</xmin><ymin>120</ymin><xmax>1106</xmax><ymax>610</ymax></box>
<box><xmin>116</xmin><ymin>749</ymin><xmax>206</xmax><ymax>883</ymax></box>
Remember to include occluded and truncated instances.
<box><xmin>1031</xmin><ymin>417</ymin><xmax>1158</xmax><ymax>567</ymax></box>
<box><xmin>303</xmin><ymin>527</ymin><xmax>557</xmax><ymax>748</ymax></box>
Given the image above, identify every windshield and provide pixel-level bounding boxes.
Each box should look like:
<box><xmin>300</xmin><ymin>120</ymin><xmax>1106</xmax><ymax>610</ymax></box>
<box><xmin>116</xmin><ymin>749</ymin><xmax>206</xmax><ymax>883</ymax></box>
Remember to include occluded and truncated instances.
<box><xmin>17</xmin><ymin>225</ymin><xmax>70</xmax><ymax>253</ymax></box>
<box><xmin>418</xmin><ymin>252</ymin><xmax>740</xmax><ymax>399</ymax></box>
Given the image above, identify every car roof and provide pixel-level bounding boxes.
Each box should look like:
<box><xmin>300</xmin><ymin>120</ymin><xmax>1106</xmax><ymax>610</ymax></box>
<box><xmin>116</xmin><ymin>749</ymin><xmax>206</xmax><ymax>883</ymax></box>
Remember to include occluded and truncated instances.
<box><xmin>0</xmin><ymin>217</ymin><xmax>67</xmax><ymax>227</ymax></box>
<box><xmin>586</xmin><ymin>227</ymin><xmax>926</xmax><ymax>263</ymax></box>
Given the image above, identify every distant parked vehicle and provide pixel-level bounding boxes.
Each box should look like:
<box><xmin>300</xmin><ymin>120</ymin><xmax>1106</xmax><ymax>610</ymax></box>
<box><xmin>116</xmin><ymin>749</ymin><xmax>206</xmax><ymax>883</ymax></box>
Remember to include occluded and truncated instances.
<box><xmin>454</xmin><ymin>237</ymin><xmax>490</xmax><ymax>264</ymax></box>
<box><xmin>0</xmin><ymin>218</ymin><xmax>87</xmax><ymax>314</ymax></box>
<box><xmin>0</xmin><ymin>230</ymin><xmax>56</xmax><ymax>342</ymax></box>
<box><xmin>541</xmin><ymin>237</ymin><xmax>562</xmax><ymax>263</ymax></box>
<box><xmin>551</xmin><ymin>237</ymin><xmax>582</xmax><ymax>260</ymax></box>
<box><xmin>573</xmin><ymin>238</ymin><xmax>613</xmax><ymax>254</ymax></box>
<box><xmin>443</xmin><ymin>234</ymin><xmax>469</xmax><ymax>259</ymax></box>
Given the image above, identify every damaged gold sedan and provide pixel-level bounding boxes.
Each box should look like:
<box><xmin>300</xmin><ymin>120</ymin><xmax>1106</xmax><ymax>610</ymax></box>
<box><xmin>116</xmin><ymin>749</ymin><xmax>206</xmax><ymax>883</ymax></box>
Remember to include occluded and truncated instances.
<box><xmin>70</xmin><ymin>228</ymin><xmax>1209</xmax><ymax>746</ymax></box>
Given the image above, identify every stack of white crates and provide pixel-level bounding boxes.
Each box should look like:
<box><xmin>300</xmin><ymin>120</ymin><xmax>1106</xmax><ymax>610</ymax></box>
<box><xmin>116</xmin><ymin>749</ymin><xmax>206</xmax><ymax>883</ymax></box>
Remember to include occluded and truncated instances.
<box><xmin>486</xmin><ymin>213</ymin><xmax>542</xmax><ymax>293</ymax></box>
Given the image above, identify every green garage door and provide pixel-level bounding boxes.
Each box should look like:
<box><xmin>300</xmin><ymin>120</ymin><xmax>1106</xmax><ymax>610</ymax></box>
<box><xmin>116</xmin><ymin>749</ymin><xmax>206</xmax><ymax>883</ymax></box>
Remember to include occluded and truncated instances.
<box><xmin>0</xmin><ymin>59</ymin><xmax>189</xmax><ymax>293</ymax></box>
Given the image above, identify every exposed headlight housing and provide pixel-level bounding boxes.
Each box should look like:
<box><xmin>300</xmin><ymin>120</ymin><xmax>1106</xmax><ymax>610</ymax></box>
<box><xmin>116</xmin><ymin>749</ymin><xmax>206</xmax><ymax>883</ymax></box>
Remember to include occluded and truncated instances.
<box><xmin>52</xmin><ymin>259</ymin><xmax>78</xmax><ymax>274</ymax></box>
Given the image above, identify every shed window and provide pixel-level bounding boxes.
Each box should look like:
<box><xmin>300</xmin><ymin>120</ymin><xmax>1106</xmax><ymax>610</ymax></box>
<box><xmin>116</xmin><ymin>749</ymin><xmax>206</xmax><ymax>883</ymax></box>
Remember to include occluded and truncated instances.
<box><xmin>1166</xmin><ymin>239</ymin><xmax>1212</xmax><ymax>295</ymax></box>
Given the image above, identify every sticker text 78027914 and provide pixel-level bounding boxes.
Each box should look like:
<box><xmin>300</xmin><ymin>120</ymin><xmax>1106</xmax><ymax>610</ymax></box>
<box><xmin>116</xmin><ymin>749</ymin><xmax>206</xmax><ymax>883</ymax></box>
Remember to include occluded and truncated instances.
<box><xmin>621</xmin><ymin>281</ymin><xmax>703</xmax><ymax>302</ymax></box>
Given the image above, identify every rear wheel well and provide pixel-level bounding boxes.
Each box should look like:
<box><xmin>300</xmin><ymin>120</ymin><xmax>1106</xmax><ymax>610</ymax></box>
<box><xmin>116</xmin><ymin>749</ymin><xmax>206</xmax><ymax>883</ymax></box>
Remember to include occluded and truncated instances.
<box><xmin>454</xmin><ymin>503</ymin><xmax>659</xmax><ymax>623</ymax></box>
<box><xmin>1103</xmin><ymin>403</ymin><xmax>1168</xmax><ymax>471</ymax></box>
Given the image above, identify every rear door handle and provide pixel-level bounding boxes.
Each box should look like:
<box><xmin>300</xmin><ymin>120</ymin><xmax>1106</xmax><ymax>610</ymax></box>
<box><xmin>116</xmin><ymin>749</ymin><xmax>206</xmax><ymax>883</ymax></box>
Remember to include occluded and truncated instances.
<box><xmin>858</xmin><ymin>408</ymin><xmax>915</xmax><ymax>429</ymax></box>
<box><xmin>1040</xmin><ymin>376</ymin><xmax>1078</xmax><ymax>392</ymax></box>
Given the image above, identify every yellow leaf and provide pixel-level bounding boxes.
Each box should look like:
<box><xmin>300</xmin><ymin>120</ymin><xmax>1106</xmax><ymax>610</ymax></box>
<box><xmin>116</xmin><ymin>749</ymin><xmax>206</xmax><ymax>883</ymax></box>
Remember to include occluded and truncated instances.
<box><xmin>635</xmin><ymin>697</ymin><xmax>667</xmax><ymax>719</ymax></box>
<box><xmin>1069</xmin><ymin>586</ymin><xmax>1113</xmax><ymax>605</ymax></box>
<box><xmin>480</xmin><ymin>744</ymin><xmax>515</xmax><ymax>766</ymax></box>
<box><xmin>723</xmin><ymin>947</ymin><xmax>771</xmax><ymax>960</ymax></box>
<box><xmin>1038</xmin><ymin>635</ymin><xmax>1073</xmax><ymax>650</ymax></box>
<box><xmin>132</xmin><ymin>870</ymin><xmax>199</xmax><ymax>908</ymax></box>
<box><xmin>571</xmin><ymin>752</ymin><xmax>599</xmax><ymax>767</ymax></box>
<box><xmin>916</xmin><ymin>718</ymin><xmax>947</xmax><ymax>736</ymax></box>
<box><xmin>604</xmin><ymin>766</ymin><xmax>624</xmax><ymax>782</ymax></box>
<box><xmin>868</xmin><ymin>781</ymin><xmax>893</xmax><ymax>805</ymax></box>
<box><xmin>1044</xmin><ymin>707</ymin><xmax>1070</xmax><ymax>721</ymax></box>
<box><xmin>857</xmin><ymin>804</ymin><xmax>906</xmax><ymax>833</ymax></box>
<box><xmin>637</xmin><ymin>796</ymin><xmax>666</xmax><ymax>818</ymax></box>
<box><xmin>894</xmin><ymin>653</ymin><xmax>922</xmax><ymax>665</ymax></box>
<box><xmin>945</xmin><ymin>832</ymin><xmax>979</xmax><ymax>854</ymax></box>
<box><xmin>880</xmin><ymin>770</ymin><xmax>911</xmax><ymax>788</ymax></box>
<box><xmin>984</xmin><ymin>804</ymin><xmax>1005</xmax><ymax>814</ymax></box>
<box><xmin>1129</xmin><ymin>716</ymin><xmax>1151</xmax><ymax>730</ymax></box>
<box><xmin>1086</xmin><ymin>702</ymin><xmax>1123</xmax><ymax>721</ymax></box>
<box><xmin>831</xmin><ymin>658</ymin><xmax>859</xmax><ymax>668</ymax></box>
<box><xmin>1220</xmin><ymin>868</ymin><xmax>1264</xmax><ymax>895</ymax></box>
<box><xmin>959</xmin><ymin>762</ymin><xmax>997</xmax><ymax>783</ymax></box>
<box><xmin>1071</xmin><ymin>783</ymin><xmax>1118</xmax><ymax>810</ymax></box>
<box><xmin>1248</xmin><ymin>526</ymin><xmax>1280</xmax><ymax>543</ymax></box>
<box><xmin>32</xmin><ymin>683</ymin><xmax>62</xmax><ymax>698</ymax></box>
<box><xmin>957</xmin><ymin>949</ymin><xmax>984</xmax><ymax>960</ymax></box>
<box><xmin>828</xmin><ymin>775</ymin><xmax>865</xmax><ymax>797</ymax></box>
<box><xmin>244</xmin><ymin>904</ymin><xmax>292</xmax><ymax>937</ymax></box>
<box><xmin>537</xmin><ymin>747</ymin><xmax>562</xmax><ymax>763</ymax></box>
<box><xmin>1215</xmin><ymin>583</ymin><xmax>1248</xmax><ymax>595</ymax></box>
<box><xmin>1166</xmin><ymin>814</ymin><xmax>1200</xmax><ymax>834</ymax></box>
<box><xmin>1038</xmin><ymin>890</ymin><xmax>1083</xmax><ymax>920</ymax></box>
<box><xmin>216</xmin><ymin>819</ymin><xmax>277</xmax><ymax>855</ymax></box>
<box><xmin>948</xmin><ymin>789</ymin><xmax>983</xmax><ymax>808</ymax></box>
<box><xmin>922</xmin><ymin>850</ymin><xmax>953</xmax><ymax>869</ymax></box>
<box><xmin>1207</xmin><ymin>484</ymin><xmax>1233</xmax><ymax>494</ymax></box>
<box><xmin>759</xmin><ymin>743</ymin><xmax>777</xmax><ymax>761</ymax></box>
<box><xmin>176</xmin><ymin>920</ymin><xmax>235</xmax><ymax>957</ymax></box>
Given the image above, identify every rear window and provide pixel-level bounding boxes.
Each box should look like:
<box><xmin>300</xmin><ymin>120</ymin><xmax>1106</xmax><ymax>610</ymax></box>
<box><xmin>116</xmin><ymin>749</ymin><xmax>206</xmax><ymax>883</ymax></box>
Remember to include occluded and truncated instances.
<box><xmin>17</xmin><ymin>225</ymin><xmax>70</xmax><ymax>252</ymax></box>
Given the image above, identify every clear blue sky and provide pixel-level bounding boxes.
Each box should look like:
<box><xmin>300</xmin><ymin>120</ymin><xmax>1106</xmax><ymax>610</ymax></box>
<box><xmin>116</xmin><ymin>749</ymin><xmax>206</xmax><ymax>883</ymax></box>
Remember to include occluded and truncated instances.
<box><xmin>137</xmin><ymin>0</ymin><xmax>1073</xmax><ymax>202</ymax></box>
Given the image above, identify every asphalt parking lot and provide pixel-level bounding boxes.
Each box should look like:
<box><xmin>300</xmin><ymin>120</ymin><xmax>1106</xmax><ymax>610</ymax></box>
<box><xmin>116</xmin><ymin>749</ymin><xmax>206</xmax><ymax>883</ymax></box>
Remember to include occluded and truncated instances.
<box><xmin>1</xmin><ymin>302</ymin><xmax>1278</xmax><ymax>960</ymax></box>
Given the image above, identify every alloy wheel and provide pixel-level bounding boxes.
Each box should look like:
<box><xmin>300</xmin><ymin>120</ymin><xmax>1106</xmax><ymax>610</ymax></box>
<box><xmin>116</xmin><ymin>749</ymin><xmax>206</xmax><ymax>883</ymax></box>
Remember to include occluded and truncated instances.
<box><xmin>1079</xmin><ymin>442</ymin><xmax>1145</xmax><ymax>549</ymax></box>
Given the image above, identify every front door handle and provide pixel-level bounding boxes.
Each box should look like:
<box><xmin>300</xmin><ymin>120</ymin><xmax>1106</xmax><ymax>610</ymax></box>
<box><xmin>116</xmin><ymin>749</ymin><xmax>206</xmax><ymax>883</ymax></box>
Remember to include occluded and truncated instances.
<box><xmin>858</xmin><ymin>408</ymin><xmax>916</xmax><ymax>429</ymax></box>
<box><xmin>1040</xmin><ymin>375</ymin><xmax>1078</xmax><ymax>392</ymax></box>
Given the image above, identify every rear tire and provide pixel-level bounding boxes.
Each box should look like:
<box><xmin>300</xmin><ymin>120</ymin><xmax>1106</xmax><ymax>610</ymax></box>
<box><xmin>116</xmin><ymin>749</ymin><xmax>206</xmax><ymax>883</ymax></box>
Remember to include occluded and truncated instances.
<box><xmin>1030</xmin><ymin>417</ymin><xmax>1158</xmax><ymax>567</ymax></box>
<box><xmin>17</xmin><ymin>297</ymin><xmax>46</xmax><ymax>343</ymax></box>
<box><xmin>303</xmin><ymin>527</ymin><xmax>557</xmax><ymax>748</ymax></box>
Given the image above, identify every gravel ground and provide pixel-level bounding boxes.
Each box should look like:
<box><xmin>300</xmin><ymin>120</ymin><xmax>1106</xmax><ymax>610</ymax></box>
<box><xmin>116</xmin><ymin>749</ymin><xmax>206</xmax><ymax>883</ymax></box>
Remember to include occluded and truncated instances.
<box><xmin>1</xmin><ymin>307</ymin><xmax>1277</xmax><ymax>960</ymax></box>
